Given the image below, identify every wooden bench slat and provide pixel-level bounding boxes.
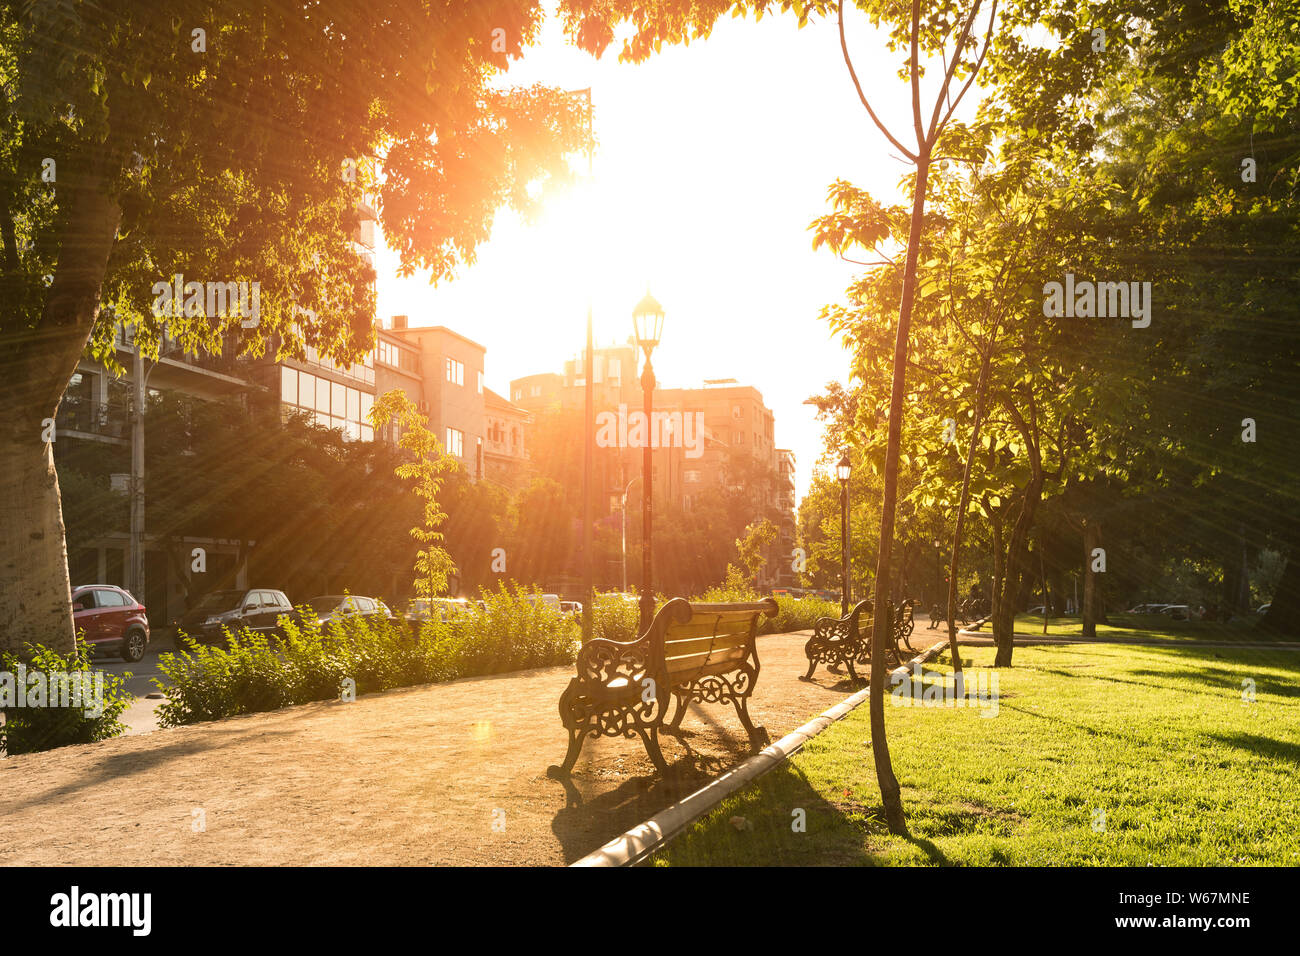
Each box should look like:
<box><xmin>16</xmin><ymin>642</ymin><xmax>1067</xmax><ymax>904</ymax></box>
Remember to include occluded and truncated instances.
<box><xmin>665</xmin><ymin>646</ymin><xmax>746</xmax><ymax>676</ymax></box>
<box><xmin>663</xmin><ymin>632</ymin><xmax>750</xmax><ymax>657</ymax></box>
<box><xmin>659</xmin><ymin>617</ymin><xmax>751</xmax><ymax>642</ymax></box>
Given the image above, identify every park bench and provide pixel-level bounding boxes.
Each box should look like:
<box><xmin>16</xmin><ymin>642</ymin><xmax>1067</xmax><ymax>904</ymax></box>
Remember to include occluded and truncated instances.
<box><xmin>549</xmin><ymin>597</ymin><xmax>778</xmax><ymax>776</ymax></box>
<box><xmin>895</xmin><ymin>600</ymin><xmax>917</xmax><ymax>653</ymax></box>
<box><xmin>803</xmin><ymin>598</ymin><xmax>915</xmax><ymax>681</ymax></box>
<box><xmin>803</xmin><ymin>599</ymin><xmax>873</xmax><ymax>681</ymax></box>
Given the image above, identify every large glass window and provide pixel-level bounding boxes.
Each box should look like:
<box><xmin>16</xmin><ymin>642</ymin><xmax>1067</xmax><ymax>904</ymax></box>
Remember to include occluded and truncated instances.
<box><xmin>281</xmin><ymin>367</ymin><xmax>297</xmax><ymax>404</ymax></box>
<box><xmin>445</xmin><ymin>357</ymin><xmax>464</xmax><ymax>386</ymax></box>
<box><xmin>445</xmin><ymin>427</ymin><xmax>464</xmax><ymax>457</ymax></box>
<box><xmin>315</xmin><ymin>376</ymin><xmax>329</xmax><ymax>413</ymax></box>
<box><xmin>347</xmin><ymin>387</ymin><xmax>360</xmax><ymax>422</ymax></box>
<box><xmin>296</xmin><ymin>371</ymin><xmax>313</xmax><ymax>408</ymax></box>
<box><xmin>332</xmin><ymin>381</ymin><xmax>346</xmax><ymax>417</ymax></box>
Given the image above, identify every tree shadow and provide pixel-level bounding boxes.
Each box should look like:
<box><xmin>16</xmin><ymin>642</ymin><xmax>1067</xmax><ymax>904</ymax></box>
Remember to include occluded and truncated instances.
<box><xmin>1204</xmin><ymin>731</ymin><xmax>1300</xmax><ymax>766</ymax></box>
<box><xmin>652</xmin><ymin>762</ymin><xmax>962</xmax><ymax>866</ymax></box>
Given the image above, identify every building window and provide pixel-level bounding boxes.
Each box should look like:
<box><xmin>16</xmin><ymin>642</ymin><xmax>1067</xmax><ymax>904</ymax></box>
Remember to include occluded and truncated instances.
<box><xmin>733</xmin><ymin>404</ymin><xmax>742</xmax><ymax>419</ymax></box>
<box><xmin>281</xmin><ymin>367</ymin><xmax>297</xmax><ymax>404</ymax></box>
<box><xmin>477</xmin><ymin>370</ymin><xmax>484</xmax><ymax>395</ymax></box>
<box><xmin>514</xmin><ymin>389</ymin><xmax>523</xmax><ymax>401</ymax></box>
<box><xmin>446</xmin><ymin>427</ymin><xmax>464</xmax><ymax>457</ymax></box>
<box><xmin>445</xmin><ymin>357</ymin><xmax>464</xmax><ymax>386</ymax></box>
<box><xmin>685</xmin><ymin>470</ymin><xmax>701</xmax><ymax>483</ymax></box>
<box><xmin>608</xmin><ymin>358</ymin><xmax>621</xmax><ymax>385</ymax></box>
<box><xmin>530</xmin><ymin>385</ymin><xmax>541</xmax><ymax>397</ymax></box>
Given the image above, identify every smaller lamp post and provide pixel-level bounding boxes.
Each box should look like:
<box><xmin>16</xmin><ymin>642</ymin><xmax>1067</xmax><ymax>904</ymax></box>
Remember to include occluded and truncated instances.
<box><xmin>837</xmin><ymin>450</ymin><xmax>852</xmax><ymax>615</ymax></box>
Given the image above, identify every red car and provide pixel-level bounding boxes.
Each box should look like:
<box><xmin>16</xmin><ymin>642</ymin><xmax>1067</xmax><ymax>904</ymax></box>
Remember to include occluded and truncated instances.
<box><xmin>71</xmin><ymin>584</ymin><xmax>150</xmax><ymax>662</ymax></box>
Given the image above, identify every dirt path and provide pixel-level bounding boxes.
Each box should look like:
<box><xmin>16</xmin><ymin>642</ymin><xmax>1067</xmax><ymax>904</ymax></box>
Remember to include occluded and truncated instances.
<box><xmin>0</xmin><ymin>631</ymin><xmax>947</xmax><ymax>866</ymax></box>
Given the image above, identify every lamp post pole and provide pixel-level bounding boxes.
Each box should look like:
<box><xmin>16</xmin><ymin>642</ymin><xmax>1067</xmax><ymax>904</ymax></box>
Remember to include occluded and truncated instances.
<box><xmin>639</xmin><ymin>354</ymin><xmax>655</xmax><ymax>631</ymax></box>
<box><xmin>632</xmin><ymin>292</ymin><xmax>664</xmax><ymax>632</ymax></box>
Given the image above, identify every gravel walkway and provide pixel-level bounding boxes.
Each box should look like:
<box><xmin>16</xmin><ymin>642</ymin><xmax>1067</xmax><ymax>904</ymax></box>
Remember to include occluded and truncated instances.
<box><xmin>0</xmin><ymin>630</ymin><xmax>947</xmax><ymax>866</ymax></box>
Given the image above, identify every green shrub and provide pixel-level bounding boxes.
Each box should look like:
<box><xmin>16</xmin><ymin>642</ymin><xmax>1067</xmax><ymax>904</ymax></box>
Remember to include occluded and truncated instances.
<box><xmin>761</xmin><ymin>596</ymin><xmax>842</xmax><ymax>635</ymax></box>
<box><xmin>590</xmin><ymin>590</ymin><xmax>642</xmax><ymax>643</ymax></box>
<box><xmin>156</xmin><ymin>586</ymin><xmax>577</xmax><ymax>727</ymax></box>
<box><xmin>0</xmin><ymin>643</ymin><xmax>133</xmax><ymax>754</ymax></box>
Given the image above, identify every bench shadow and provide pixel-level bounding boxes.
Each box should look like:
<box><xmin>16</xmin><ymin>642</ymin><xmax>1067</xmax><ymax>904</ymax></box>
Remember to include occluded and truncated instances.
<box><xmin>549</xmin><ymin>739</ymin><xmax>962</xmax><ymax>866</ymax></box>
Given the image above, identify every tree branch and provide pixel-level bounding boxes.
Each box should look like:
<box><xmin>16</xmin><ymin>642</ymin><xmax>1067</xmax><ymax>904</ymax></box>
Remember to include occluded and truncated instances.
<box><xmin>837</xmin><ymin>0</ymin><xmax>917</xmax><ymax>162</ymax></box>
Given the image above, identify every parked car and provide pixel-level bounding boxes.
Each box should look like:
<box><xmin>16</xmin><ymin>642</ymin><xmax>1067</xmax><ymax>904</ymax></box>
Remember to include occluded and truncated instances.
<box><xmin>404</xmin><ymin>597</ymin><xmax>473</xmax><ymax>623</ymax></box>
<box><xmin>1126</xmin><ymin>603</ymin><xmax>1162</xmax><ymax>613</ymax></box>
<box><xmin>524</xmin><ymin>593</ymin><xmax>562</xmax><ymax>613</ymax></box>
<box><xmin>305</xmin><ymin>594</ymin><xmax>395</xmax><ymax>626</ymax></box>
<box><xmin>559</xmin><ymin>600</ymin><xmax>584</xmax><ymax>617</ymax></box>
<box><xmin>71</xmin><ymin>584</ymin><xmax>150</xmax><ymax>662</ymax></box>
<box><xmin>179</xmin><ymin>588</ymin><xmax>294</xmax><ymax>643</ymax></box>
<box><xmin>1256</xmin><ymin>603</ymin><xmax>1271</xmax><ymax>614</ymax></box>
<box><xmin>1159</xmin><ymin>604</ymin><xmax>1190</xmax><ymax>621</ymax></box>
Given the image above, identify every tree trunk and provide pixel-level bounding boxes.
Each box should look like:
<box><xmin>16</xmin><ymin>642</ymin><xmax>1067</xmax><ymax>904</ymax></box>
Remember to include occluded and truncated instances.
<box><xmin>946</xmin><ymin>349</ymin><xmax>993</xmax><ymax>680</ymax></box>
<box><xmin>1082</xmin><ymin>519</ymin><xmax>1101</xmax><ymax>637</ymax></box>
<box><xmin>1262</xmin><ymin>550</ymin><xmax>1300</xmax><ymax>632</ymax></box>
<box><xmin>993</xmin><ymin>480</ymin><xmax>1041</xmax><ymax>666</ymax></box>
<box><xmin>0</xmin><ymin>170</ymin><xmax>120</xmax><ymax>656</ymax></box>
<box><xmin>0</xmin><ymin>439</ymin><xmax>77</xmax><ymax>653</ymax></box>
<box><xmin>868</xmin><ymin>147</ymin><xmax>931</xmax><ymax>837</ymax></box>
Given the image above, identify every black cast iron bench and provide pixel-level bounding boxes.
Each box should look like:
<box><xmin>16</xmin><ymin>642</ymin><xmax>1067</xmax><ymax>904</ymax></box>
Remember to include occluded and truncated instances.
<box><xmin>549</xmin><ymin>597</ymin><xmax>778</xmax><ymax>776</ymax></box>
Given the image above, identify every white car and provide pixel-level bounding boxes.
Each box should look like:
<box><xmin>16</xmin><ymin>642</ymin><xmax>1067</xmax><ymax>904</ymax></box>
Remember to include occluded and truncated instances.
<box><xmin>1159</xmin><ymin>604</ymin><xmax>1190</xmax><ymax>621</ymax></box>
<box><xmin>404</xmin><ymin>597</ymin><xmax>472</xmax><ymax>623</ymax></box>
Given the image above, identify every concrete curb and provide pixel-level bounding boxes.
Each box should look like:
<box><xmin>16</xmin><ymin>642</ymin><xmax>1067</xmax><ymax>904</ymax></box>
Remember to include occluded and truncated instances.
<box><xmin>570</xmin><ymin>639</ymin><xmax>952</xmax><ymax>867</ymax></box>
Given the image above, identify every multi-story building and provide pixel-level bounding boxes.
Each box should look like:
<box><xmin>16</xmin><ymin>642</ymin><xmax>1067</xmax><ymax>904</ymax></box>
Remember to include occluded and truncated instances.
<box><xmin>511</xmin><ymin>372</ymin><xmax>564</xmax><ymax>414</ymax></box>
<box><xmin>483</xmin><ymin>388</ymin><xmax>531</xmax><ymax>489</ymax></box>
<box><xmin>385</xmin><ymin>318</ymin><xmax>486</xmax><ymax>475</ymax></box>
<box><xmin>509</xmin><ymin>350</ymin><xmax>793</xmax><ymax>590</ymax></box>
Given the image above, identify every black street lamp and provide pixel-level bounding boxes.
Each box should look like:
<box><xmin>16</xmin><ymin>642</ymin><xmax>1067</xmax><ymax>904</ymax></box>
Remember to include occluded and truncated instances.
<box><xmin>633</xmin><ymin>291</ymin><xmax>664</xmax><ymax>631</ymax></box>
<box><xmin>837</xmin><ymin>450</ymin><xmax>852</xmax><ymax>615</ymax></box>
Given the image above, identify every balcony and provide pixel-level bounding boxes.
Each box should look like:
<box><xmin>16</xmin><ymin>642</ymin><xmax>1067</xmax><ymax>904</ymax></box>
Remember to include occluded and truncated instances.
<box><xmin>57</xmin><ymin>398</ymin><xmax>130</xmax><ymax>440</ymax></box>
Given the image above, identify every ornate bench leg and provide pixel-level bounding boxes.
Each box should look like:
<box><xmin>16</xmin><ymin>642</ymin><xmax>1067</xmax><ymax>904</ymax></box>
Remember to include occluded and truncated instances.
<box><xmin>845</xmin><ymin>658</ymin><xmax>860</xmax><ymax>682</ymax></box>
<box><xmin>803</xmin><ymin>657</ymin><xmax>818</xmax><ymax>680</ymax></box>
<box><xmin>666</xmin><ymin>692</ymin><xmax>688</xmax><ymax>733</ymax></box>
<box><xmin>638</xmin><ymin>725</ymin><xmax>669</xmax><ymax>772</ymax></box>
<box><xmin>547</xmin><ymin>727</ymin><xmax>585</xmax><ymax>778</ymax></box>
<box><xmin>733</xmin><ymin>695</ymin><xmax>767</xmax><ymax>749</ymax></box>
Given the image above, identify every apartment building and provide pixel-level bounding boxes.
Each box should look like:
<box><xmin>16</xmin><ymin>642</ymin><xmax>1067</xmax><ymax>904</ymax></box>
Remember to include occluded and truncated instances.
<box><xmin>385</xmin><ymin>318</ymin><xmax>487</xmax><ymax>475</ymax></box>
<box><xmin>483</xmin><ymin>387</ymin><xmax>531</xmax><ymax>489</ymax></box>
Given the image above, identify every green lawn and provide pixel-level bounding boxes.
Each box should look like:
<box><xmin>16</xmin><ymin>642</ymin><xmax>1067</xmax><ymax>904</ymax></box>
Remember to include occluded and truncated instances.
<box><xmin>979</xmin><ymin>612</ymin><xmax>1289</xmax><ymax>642</ymax></box>
<box><xmin>654</xmin><ymin>639</ymin><xmax>1300</xmax><ymax>866</ymax></box>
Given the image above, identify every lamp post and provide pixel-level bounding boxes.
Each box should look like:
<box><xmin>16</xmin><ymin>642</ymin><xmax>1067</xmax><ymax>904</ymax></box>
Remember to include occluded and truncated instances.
<box><xmin>633</xmin><ymin>291</ymin><xmax>664</xmax><ymax>631</ymax></box>
<box><xmin>837</xmin><ymin>450</ymin><xmax>852</xmax><ymax>615</ymax></box>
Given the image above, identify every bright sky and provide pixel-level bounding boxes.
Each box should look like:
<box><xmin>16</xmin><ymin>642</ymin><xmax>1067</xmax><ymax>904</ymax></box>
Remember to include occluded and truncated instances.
<box><xmin>375</xmin><ymin>4</ymin><xmax>941</xmax><ymax>504</ymax></box>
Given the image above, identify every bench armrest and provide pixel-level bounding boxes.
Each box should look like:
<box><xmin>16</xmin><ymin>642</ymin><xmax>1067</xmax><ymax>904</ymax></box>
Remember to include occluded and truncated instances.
<box><xmin>575</xmin><ymin>635</ymin><xmax>654</xmax><ymax>687</ymax></box>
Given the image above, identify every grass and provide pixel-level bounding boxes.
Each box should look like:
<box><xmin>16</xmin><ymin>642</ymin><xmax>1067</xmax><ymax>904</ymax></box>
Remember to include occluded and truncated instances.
<box><xmin>975</xmin><ymin>612</ymin><xmax>1289</xmax><ymax>642</ymax></box>
<box><xmin>654</xmin><ymin>636</ymin><xmax>1300</xmax><ymax>866</ymax></box>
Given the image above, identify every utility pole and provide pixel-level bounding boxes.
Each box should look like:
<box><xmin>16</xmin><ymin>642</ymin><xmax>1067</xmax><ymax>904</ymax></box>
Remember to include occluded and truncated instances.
<box><xmin>129</xmin><ymin>335</ymin><xmax>146</xmax><ymax>601</ymax></box>
<box><xmin>577</xmin><ymin>87</ymin><xmax>595</xmax><ymax>645</ymax></box>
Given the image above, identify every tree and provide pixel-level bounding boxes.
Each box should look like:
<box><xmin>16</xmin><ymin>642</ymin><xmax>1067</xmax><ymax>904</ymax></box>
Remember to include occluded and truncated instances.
<box><xmin>0</xmin><ymin>0</ymin><xmax>589</xmax><ymax>652</ymax></box>
<box><xmin>370</xmin><ymin>391</ymin><xmax>458</xmax><ymax>598</ymax></box>
<box><xmin>732</xmin><ymin>518</ymin><xmax>778</xmax><ymax>590</ymax></box>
